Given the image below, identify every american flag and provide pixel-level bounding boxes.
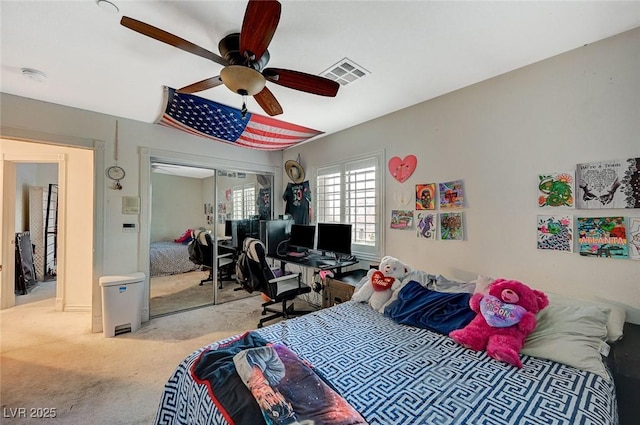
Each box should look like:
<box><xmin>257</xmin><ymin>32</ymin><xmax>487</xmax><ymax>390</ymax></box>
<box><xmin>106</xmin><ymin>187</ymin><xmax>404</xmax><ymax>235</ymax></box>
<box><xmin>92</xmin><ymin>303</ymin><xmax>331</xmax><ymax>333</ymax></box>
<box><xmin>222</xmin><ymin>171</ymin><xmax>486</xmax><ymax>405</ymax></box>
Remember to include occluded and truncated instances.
<box><xmin>156</xmin><ymin>87</ymin><xmax>323</xmax><ymax>151</ymax></box>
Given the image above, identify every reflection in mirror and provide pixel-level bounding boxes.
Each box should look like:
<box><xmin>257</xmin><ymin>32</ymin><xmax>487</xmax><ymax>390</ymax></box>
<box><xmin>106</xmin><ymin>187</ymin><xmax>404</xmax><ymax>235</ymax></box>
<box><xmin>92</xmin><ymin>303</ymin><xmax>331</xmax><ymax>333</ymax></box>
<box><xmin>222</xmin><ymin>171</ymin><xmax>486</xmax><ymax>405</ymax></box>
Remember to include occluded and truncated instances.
<box><xmin>148</xmin><ymin>163</ymin><xmax>272</xmax><ymax>317</ymax></box>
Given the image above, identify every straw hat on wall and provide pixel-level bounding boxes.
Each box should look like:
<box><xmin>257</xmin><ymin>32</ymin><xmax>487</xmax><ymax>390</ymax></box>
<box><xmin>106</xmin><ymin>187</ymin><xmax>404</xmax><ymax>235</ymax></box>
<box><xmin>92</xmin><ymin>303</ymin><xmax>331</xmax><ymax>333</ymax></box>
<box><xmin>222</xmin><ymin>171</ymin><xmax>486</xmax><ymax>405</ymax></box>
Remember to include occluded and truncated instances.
<box><xmin>284</xmin><ymin>159</ymin><xmax>305</xmax><ymax>184</ymax></box>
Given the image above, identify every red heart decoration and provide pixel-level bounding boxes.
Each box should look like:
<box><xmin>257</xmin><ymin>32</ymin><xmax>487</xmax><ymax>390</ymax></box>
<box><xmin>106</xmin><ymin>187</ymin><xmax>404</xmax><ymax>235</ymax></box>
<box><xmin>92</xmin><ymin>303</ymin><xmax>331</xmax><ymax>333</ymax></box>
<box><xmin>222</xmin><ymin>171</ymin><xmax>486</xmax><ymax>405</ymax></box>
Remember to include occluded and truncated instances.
<box><xmin>371</xmin><ymin>270</ymin><xmax>395</xmax><ymax>291</ymax></box>
<box><xmin>388</xmin><ymin>155</ymin><xmax>417</xmax><ymax>183</ymax></box>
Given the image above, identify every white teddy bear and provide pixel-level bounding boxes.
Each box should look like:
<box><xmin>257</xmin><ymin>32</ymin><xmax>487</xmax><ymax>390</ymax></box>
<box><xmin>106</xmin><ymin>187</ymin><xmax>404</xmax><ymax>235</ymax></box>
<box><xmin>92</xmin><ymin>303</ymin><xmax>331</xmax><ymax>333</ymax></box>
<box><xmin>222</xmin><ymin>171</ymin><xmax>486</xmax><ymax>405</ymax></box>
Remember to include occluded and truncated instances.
<box><xmin>351</xmin><ymin>256</ymin><xmax>412</xmax><ymax>313</ymax></box>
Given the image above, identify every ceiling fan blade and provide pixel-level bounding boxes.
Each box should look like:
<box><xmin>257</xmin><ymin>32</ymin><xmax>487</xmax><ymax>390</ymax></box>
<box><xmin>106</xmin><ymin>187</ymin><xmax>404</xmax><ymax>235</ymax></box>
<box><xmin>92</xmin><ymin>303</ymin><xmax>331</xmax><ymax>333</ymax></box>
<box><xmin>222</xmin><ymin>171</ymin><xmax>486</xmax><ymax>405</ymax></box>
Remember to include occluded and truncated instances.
<box><xmin>239</xmin><ymin>0</ymin><xmax>281</xmax><ymax>62</ymax></box>
<box><xmin>120</xmin><ymin>16</ymin><xmax>228</xmax><ymax>67</ymax></box>
<box><xmin>177</xmin><ymin>76</ymin><xmax>224</xmax><ymax>94</ymax></box>
<box><xmin>254</xmin><ymin>87</ymin><xmax>283</xmax><ymax>116</ymax></box>
<box><xmin>263</xmin><ymin>68</ymin><xmax>339</xmax><ymax>97</ymax></box>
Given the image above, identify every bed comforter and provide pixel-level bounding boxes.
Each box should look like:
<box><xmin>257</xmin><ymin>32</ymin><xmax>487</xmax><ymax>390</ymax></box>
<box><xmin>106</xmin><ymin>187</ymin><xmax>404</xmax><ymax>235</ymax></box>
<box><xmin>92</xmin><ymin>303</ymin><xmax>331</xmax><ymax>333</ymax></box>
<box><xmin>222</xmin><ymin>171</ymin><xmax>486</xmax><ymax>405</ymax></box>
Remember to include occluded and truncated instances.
<box><xmin>150</xmin><ymin>241</ymin><xmax>199</xmax><ymax>277</ymax></box>
<box><xmin>154</xmin><ymin>302</ymin><xmax>618</xmax><ymax>425</ymax></box>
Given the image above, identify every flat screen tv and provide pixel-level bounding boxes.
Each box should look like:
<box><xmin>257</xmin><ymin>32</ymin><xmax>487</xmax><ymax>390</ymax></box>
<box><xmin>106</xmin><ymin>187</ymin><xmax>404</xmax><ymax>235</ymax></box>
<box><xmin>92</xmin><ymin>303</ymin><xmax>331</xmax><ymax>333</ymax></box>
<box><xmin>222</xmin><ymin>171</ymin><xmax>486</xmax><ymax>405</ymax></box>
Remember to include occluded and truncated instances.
<box><xmin>316</xmin><ymin>223</ymin><xmax>352</xmax><ymax>256</ymax></box>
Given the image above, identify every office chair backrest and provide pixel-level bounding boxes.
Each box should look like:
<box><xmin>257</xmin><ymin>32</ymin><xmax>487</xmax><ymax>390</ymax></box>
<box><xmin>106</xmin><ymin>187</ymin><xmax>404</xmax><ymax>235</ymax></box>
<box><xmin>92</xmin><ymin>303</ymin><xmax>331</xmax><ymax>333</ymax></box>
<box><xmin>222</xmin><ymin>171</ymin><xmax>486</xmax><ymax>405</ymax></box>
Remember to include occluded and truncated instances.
<box><xmin>188</xmin><ymin>230</ymin><xmax>213</xmax><ymax>267</ymax></box>
<box><xmin>236</xmin><ymin>237</ymin><xmax>275</xmax><ymax>294</ymax></box>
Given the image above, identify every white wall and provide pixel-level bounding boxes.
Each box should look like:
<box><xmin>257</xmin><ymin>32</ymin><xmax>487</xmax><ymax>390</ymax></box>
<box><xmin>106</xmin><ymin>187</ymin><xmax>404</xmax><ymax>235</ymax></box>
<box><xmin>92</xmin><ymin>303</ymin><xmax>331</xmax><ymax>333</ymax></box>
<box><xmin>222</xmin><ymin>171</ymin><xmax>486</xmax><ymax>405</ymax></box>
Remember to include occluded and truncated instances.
<box><xmin>1</xmin><ymin>92</ymin><xmax>282</xmax><ymax>330</ymax></box>
<box><xmin>150</xmin><ymin>173</ymin><xmax>207</xmax><ymax>242</ymax></box>
<box><xmin>287</xmin><ymin>27</ymin><xmax>640</xmax><ymax>322</ymax></box>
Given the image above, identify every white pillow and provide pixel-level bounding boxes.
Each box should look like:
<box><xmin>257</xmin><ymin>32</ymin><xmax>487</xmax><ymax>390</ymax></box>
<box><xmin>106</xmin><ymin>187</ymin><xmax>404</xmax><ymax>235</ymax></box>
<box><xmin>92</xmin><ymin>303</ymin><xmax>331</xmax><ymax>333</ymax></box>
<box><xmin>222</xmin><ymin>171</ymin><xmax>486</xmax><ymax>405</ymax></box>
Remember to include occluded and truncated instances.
<box><xmin>471</xmin><ymin>274</ymin><xmax>494</xmax><ymax>295</ymax></box>
<box><xmin>546</xmin><ymin>292</ymin><xmax>626</xmax><ymax>343</ymax></box>
<box><xmin>522</xmin><ymin>304</ymin><xmax>610</xmax><ymax>380</ymax></box>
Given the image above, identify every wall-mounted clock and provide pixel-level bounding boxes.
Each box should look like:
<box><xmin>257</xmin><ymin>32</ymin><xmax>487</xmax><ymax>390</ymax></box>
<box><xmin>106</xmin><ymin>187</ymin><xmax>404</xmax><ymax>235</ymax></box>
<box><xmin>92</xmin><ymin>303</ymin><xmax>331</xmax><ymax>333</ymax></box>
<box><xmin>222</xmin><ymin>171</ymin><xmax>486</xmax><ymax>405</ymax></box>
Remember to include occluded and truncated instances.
<box><xmin>106</xmin><ymin>165</ymin><xmax>125</xmax><ymax>181</ymax></box>
<box><xmin>106</xmin><ymin>165</ymin><xmax>125</xmax><ymax>190</ymax></box>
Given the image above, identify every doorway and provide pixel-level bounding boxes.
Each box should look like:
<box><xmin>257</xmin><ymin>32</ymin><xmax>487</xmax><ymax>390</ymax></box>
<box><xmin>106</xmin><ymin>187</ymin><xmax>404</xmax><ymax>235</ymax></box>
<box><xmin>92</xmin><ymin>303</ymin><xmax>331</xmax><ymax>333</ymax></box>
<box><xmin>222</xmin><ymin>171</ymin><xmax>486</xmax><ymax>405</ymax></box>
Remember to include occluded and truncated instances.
<box><xmin>1</xmin><ymin>137</ymin><xmax>100</xmax><ymax>331</ymax></box>
<box><xmin>147</xmin><ymin>162</ymin><xmax>273</xmax><ymax>317</ymax></box>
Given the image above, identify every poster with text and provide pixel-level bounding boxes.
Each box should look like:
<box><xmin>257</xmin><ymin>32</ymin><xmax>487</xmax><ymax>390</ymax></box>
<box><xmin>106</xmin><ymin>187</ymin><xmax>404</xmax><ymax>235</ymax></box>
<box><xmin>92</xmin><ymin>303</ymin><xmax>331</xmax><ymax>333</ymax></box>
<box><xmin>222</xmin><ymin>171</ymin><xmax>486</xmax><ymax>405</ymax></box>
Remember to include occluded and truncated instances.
<box><xmin>538</xmin><ymin>172</ymin><xmax>575</xmax><ymax>208</ymax></box>
<box><xmin>417</xmin><ymin>213</ymin><xmax>437</xmax><ymax>240</ymax></box>
<box><xmin>537</xmin><ymin>215</ymin><xmax>573</xmax><ymax>252</ymax></box>
<box><xmin>416</xmin><ymin>183</ymin><xmax>436</xmax><ymax>210</ymax></box>
<box><xmin>577</xmin><ymin>216</ymin><xmax>628</xmax><ymax>259</ymax></box>
<box><xmin>391</xmin><ymin>210</ymin><xmax>414</xmax><ymax>230</ymax></box>
<box><xmin>629</xmin><ymin>217</ymin><xmax>640</xmax><ymax>260</ymax></box>
<box><xmin>440</xmin><ymin>212</ymin><xmax>464</xmax><ymax>240</ymax></box>
<box><xmin>576</xmin><ymin>158</ymin><xmax>640</xmax><ymax>209</ymax></box>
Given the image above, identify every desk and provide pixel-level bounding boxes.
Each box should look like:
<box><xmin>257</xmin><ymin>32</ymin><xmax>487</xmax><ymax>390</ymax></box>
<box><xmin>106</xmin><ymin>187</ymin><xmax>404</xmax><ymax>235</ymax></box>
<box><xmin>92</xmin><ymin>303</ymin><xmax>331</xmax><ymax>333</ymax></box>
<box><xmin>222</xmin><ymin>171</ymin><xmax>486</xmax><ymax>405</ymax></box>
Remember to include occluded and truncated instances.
<box><xmin>216</xmin><ymin>241</ymin><xmax>237</xmax><ymax>288</ymax></box>
<box><xmin>269</xmin><ymin>254</ymin><xmax>357</xmax><ymax>274</ymax></box>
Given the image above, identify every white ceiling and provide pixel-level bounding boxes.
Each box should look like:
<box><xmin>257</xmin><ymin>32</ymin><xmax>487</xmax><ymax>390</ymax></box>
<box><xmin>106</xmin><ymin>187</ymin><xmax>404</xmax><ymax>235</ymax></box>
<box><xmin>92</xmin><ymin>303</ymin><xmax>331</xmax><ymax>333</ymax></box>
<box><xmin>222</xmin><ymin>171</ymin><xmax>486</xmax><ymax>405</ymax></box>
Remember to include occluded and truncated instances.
<box><xmin>2</xmin><ymin>1</ymin><xmax>640</xmax><ymax>146</ymax></box>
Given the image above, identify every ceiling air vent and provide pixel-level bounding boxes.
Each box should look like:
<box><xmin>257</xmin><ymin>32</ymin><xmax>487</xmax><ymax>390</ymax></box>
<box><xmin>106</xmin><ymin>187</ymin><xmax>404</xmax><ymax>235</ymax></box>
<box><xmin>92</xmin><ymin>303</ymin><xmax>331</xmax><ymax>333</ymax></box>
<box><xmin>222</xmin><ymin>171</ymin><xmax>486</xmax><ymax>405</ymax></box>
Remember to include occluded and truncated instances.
<box><xmin>321</xmin><ymin>58</ymin><xmax>370</xmax><ymax>86</ymax></box>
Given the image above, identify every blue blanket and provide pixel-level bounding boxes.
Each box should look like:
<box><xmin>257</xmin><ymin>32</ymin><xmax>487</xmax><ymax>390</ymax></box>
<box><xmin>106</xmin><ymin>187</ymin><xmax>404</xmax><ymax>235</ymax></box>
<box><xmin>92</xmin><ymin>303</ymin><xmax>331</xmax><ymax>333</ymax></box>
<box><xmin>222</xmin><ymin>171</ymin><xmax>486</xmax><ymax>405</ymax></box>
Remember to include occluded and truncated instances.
<box><xmin>384</xmin><ymin>280</ymin><xmax>476</xmax><ymax>334</ymax></box>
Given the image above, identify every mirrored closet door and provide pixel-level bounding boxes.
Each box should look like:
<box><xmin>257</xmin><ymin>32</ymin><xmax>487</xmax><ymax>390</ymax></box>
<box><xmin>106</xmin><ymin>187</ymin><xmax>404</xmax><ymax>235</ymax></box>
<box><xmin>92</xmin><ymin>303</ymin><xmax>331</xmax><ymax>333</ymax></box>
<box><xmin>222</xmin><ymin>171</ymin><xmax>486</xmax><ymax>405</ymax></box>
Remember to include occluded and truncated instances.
<box><xmin>148</xmin><ymin>162</ymin><xmax>272</xmax><ymax>317</ymax></box>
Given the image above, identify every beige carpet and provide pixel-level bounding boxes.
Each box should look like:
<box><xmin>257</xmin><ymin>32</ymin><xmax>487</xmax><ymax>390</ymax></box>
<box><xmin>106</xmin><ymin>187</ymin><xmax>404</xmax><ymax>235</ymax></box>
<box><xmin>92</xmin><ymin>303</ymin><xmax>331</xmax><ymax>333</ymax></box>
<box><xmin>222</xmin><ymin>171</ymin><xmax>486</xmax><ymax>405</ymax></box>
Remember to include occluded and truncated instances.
<box><xmin>150</xmin><ymin>270</ymin><xmax>258</xmax><ymax>317</ymax></box>
<box><xmin>0</xmin><ymin>281</ymin><xmax>315</xmax><ymax>425</ymax></box>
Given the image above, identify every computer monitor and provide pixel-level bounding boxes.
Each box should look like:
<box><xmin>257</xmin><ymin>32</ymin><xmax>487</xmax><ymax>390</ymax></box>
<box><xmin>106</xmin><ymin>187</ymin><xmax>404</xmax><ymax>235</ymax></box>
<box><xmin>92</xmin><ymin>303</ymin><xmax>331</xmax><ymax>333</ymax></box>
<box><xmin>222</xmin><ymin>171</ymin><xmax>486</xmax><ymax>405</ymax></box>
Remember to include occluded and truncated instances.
<box><xmin>288</xmin><ymin>224</ymin><xmax>316</xmax><ymax>252</ymax></box>
<box><xmin>316</xmin><ymin>223</ymin><xmax>353</xmax><ymax>256</ymax></box>
<box><xmin>224</xmin><ymin>220</ymin><xmax>233</xmax><ymax>237</ymax></box>
<box><xmin>260</xmin><ymin>219</ymin><xmax>292</xmax><ymax>256</ymax></box>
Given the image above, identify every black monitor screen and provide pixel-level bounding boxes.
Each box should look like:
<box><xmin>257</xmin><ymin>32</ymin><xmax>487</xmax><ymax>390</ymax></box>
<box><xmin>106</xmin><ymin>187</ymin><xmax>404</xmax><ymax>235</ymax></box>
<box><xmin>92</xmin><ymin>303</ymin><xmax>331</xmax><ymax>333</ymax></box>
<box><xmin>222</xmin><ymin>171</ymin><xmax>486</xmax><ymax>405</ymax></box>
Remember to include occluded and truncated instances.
<box><xmin>224</xmin><ymin>220</ymin><xmax>233</xmax><ymax>237</ymax></box>
<box><xmin>262</xmin><ymin>219</ymin><xmax>291</xmax><ymax>256</ymax></box>
<box><xmin>316</xmin><ymin>223</ymin><xmax>352</xmax><ymax>256</ymax></box>
<box><xmin>288</xmin><ymin>224</ymin><xmax>316</xmax><ymax>250</ymax></box>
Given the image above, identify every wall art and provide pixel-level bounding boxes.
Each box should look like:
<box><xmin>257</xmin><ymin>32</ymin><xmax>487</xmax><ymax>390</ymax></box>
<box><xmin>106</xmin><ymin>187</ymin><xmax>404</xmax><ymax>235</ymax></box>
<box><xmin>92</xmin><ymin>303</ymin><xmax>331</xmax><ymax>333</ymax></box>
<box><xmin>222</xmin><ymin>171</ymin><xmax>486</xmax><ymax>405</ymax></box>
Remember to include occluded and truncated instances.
<box><xmin>417</xmin><ymin>213</ymin><xmax>437</xmax><ymax>240</ymax></box>
<box><xmin>576</xmin><ymin>158</ymin><xmax>640</xmax><ymax>209</ymax></box>
<box><xmin>537</xmin><ymin>215</ymin><xmax>573</xmax><ymax>252</ymax></box>
<box><xmin>388</xmin><ymin>155</ymin><xmax>417</xmax><ymax>183</ymax></box>
<box><xmin>629</xmin><ymin>217</ymin><xmax>640</xmax><ymax>260</ymax></box>
<box><xmin>391</xmin><ymin>210</ymin><xmax>414</xmax><ymax>229</ymax></box>
<box><xmin>415</xmin><ymin>183</ymin><xmax>436</xmax><ymax>210</ymax></box>
<box><xmin>577</xmin><ymin>216</ymin><xmax>628</xmax><ymax>258</ymax></box>
<box><xmin>538</xmin><ymin>172</ymin><xmax>575</xmax><ymax>208</ymax></box>
<box><xmin>438</xmin><ymin>180</ymin><xmax>464</xmax><ymax>209</ymax></box>
<box><xmin>440</xmin><ymin>212</ymin><xmax>464</xmax><ymax>240</ymax></box>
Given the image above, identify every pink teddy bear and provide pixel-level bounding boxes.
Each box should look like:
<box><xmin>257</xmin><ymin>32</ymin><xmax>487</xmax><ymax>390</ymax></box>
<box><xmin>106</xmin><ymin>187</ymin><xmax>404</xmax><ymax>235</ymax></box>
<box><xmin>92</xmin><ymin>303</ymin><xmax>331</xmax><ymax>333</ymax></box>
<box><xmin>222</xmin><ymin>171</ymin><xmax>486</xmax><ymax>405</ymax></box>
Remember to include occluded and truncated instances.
<box><xmin>449</xmin><ymin>279</ymin><xmax>549</xmax><ymax>368</ymax></box>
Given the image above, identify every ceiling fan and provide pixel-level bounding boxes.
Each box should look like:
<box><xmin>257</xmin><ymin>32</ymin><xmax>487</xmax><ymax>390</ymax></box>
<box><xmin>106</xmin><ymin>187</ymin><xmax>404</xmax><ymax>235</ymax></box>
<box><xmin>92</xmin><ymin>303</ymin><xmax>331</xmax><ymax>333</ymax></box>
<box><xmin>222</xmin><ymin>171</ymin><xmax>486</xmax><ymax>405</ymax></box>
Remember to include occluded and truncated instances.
<box><xmin>120</xmin><ymin>0</ymin><xmax>339</xmax><ymax>117</ymax></box>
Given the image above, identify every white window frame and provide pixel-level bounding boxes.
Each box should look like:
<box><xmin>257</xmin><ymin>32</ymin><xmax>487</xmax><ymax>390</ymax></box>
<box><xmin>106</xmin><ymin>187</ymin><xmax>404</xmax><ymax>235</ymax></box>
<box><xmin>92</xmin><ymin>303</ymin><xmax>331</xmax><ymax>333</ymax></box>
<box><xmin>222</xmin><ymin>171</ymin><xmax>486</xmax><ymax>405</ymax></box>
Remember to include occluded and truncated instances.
<box><xmin>232</xmin><ymin>183</ymin><xmax>257</xmax><ymax>219</ymax></box>
<box><xmin>315</xmin><ymin>152</ymin><xmax>383</xmax><ymax>261</ymax></box>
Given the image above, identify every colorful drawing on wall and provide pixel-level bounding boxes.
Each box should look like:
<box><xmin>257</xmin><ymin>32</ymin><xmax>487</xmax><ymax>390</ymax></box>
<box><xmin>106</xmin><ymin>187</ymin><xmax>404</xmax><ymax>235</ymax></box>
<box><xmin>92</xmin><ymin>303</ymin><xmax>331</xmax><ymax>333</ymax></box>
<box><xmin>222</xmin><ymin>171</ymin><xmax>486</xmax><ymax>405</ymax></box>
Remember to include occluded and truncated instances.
<box><xmin>537</xmin><ymin>215</ymin><xmax>573</xmax><ymax>252</ymax></box>
<box><xmin>629</xmin><ymin>217</ymin><xmax>640</xmax><ymax>260</ymax></box>
<box><xmin>417</xmin><ymin>213</ymin><xmax>437</xmax><ymax>240</ymax></box>
<box><xmin>440</xmin><ymin>212</ymin><xmax>463</xmax><ymax>240</ymax></box>
<box><xmin>388</xmin><ymin>155</ymin><xmax>417</xmax><ymax>183</ymax></box>
<box><xmin>538</xmin><ymin>172</ymin><xmax>575</xmax><ymax>208</ymax></box>
<box><xmin>577</xmin><ymin>216</ymin><xmax>628</xmax><ymax>259</ymax></box>
<box><xmin>416</xmin><ymin>183</ymin><xmax>436</xmax><ymax>210</ymax></box>
<box><xmin>438</xmin><ymin>180</ymin><xmax>464</xmax><ymax>209</ymax></box>
<box><xmin>391</xmin><ymin>210</ymin><xmax>414</xmax><ymax>229</ymax></box>
<box><xmin>576</xmin><ymin>158</ymin><xmax>640</xmax><ymax>209</ymax></box>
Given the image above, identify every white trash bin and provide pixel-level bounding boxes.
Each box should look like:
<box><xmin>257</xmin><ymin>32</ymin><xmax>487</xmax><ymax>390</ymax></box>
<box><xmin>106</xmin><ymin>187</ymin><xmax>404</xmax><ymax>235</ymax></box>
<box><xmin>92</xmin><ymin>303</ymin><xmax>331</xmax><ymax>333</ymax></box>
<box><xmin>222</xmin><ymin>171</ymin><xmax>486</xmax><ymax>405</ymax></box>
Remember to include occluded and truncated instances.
<box><xmin>99</xmin><ymin>272</ymin><xmax>145</xmax><ymax>337</ymax></box>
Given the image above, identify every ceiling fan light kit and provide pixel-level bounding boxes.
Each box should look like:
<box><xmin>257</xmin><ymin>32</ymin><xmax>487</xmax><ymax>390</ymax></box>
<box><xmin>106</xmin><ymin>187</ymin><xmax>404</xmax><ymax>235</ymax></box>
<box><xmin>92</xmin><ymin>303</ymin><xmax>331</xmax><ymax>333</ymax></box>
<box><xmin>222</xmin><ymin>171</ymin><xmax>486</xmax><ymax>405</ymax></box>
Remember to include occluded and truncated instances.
<box><xmin>220</xmin><ymin>65</ymin><xmax>266</xmax><ymax>96</ymax></box>
<box><xmin>120</xmin><ymin>0</ymin><xmax>339</xmax><ymax>117</ymax></box>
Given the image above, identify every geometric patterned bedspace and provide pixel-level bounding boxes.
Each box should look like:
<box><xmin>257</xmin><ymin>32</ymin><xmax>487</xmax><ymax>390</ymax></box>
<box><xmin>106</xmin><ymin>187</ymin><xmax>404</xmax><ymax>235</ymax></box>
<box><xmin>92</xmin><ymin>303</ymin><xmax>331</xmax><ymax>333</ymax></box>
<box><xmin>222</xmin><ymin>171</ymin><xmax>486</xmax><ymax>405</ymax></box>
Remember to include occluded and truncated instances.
<box><xmin>154</xmin><ymin>302</ymin><xmax>619</xmax><ymax>425</ymax></box>
<box><xmin>149</xmin><ymin>241</ymin><xmax>199</xmax><ymax>278</ymax></box>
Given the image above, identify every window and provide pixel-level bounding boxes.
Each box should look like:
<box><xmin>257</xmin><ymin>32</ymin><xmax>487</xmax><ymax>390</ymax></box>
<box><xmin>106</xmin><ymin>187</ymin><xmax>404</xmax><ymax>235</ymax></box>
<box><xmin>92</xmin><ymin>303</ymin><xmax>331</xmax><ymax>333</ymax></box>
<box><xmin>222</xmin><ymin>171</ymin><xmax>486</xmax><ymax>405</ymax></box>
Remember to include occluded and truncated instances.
<box><xmin>232</xmin><ymin>183</ymin><xmax>256</xmax><ymax>219</ymax></box>
<box><xmin>316</xmin><ymin>154</ymin><xmax>382</xmax><ymax>259</ymax></box>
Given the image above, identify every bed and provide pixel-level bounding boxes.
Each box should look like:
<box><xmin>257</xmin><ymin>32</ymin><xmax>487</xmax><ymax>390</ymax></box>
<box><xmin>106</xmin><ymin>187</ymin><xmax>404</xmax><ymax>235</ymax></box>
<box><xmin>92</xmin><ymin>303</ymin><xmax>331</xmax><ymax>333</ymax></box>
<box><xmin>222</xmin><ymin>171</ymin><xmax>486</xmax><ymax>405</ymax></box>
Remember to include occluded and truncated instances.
<box><xmin>155</xmin><ymin>272</ymin><xmax>624</xmax><ymax>425</ymax></box>
<box><xmin>149</xmin><ymin>241</ymin><xmax>199</xmax><ymax>277</ymax></box>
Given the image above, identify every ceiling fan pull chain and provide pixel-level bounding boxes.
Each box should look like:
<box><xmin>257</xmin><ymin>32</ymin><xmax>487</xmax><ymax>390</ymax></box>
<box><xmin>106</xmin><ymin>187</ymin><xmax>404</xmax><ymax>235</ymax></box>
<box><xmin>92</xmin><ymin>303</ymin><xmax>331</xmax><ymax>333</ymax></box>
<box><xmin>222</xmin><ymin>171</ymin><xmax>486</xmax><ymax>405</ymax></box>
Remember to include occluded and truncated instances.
<box><xmin>241</xmin><ymin>95</ymin><xmax>248</xmax><ymax>119</ymax></box>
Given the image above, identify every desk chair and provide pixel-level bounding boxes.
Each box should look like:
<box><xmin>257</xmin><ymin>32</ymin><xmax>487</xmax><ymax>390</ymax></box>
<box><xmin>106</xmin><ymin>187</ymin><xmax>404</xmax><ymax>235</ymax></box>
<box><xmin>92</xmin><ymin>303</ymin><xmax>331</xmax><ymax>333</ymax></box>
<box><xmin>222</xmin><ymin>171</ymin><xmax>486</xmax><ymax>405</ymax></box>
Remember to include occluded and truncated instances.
<box><xmin>236</xmin><ymin>238</ymin><xmax>313</xmax><ymax>328</ymax></box>
<box><xmin>189</xmin><ymin>231</ymin><xmax>236</xmax><ymax>288</ymax></box>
